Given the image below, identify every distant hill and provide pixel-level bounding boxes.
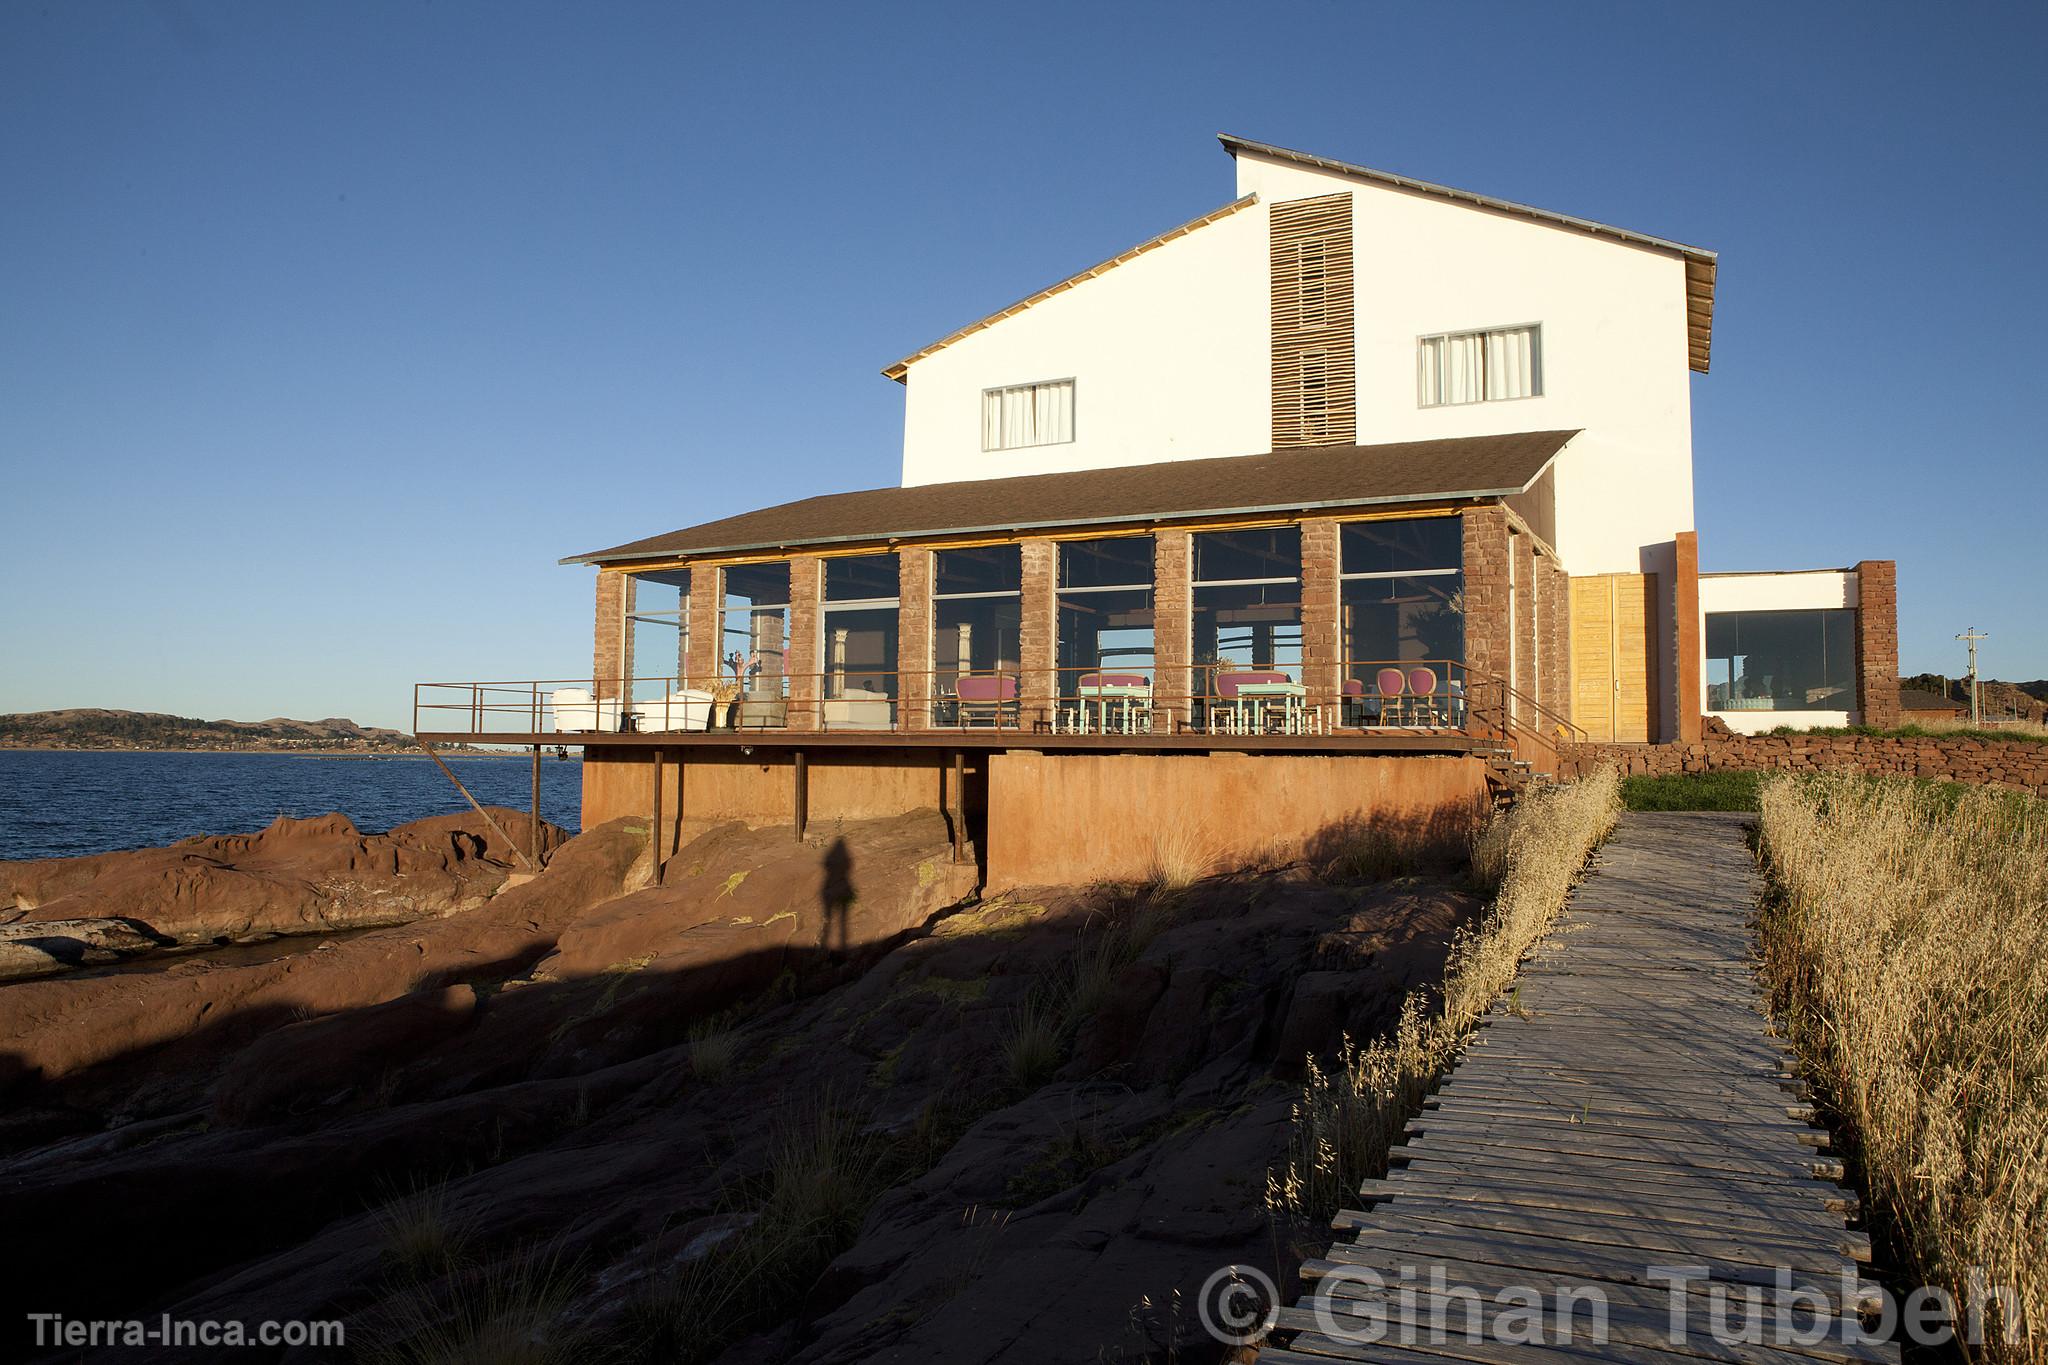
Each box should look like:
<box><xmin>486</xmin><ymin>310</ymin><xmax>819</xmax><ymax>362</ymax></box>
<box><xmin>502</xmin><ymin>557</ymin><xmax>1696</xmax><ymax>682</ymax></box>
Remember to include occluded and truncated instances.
<box><xmin>1899</xmin><ymin>675</ymin><xmax>2048</xmax><ymax>724</ymax></box>
<box><xmin>0</xmin><ymin>709</ymin><xmax>412</xmax><ymax>752</ymax></box>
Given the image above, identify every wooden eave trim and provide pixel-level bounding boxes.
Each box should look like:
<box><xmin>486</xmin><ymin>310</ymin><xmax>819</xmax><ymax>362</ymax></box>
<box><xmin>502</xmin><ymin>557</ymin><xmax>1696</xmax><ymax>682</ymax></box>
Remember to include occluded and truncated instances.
<box><xmin>597</xmin><ymin>500</ymin><xmax>1499</xmax><ymax>576</ymax></box>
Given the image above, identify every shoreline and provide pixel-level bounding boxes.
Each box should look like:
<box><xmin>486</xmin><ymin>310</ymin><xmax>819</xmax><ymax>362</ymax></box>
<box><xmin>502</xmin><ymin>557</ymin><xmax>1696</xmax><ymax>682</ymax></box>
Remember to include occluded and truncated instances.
<box><xmin>0</xmin><ymin>746</ymin><xmax>559</xmax><ymax>758</ymax></box>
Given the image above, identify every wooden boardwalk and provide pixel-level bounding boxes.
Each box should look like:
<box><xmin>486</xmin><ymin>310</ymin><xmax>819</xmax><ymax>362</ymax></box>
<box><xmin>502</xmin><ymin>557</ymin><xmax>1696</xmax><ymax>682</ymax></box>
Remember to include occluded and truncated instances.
<box><xmin>1265</xmin><ymin>812</ymin><xmax>1899</xmax><ymax>1365</ymax></box>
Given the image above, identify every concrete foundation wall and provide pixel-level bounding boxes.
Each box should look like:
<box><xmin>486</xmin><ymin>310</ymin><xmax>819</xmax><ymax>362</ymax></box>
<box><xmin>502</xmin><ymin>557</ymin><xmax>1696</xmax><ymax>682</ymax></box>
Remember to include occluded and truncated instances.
<box><xmin>581</xmin><ymin>748</ymin><xmax>984</xmax><ymax>864</ymax></box>
<box><xmin>983</xmin><ymin>751</ymin><xmax>1490</xmax><ymax>890</ymax></box>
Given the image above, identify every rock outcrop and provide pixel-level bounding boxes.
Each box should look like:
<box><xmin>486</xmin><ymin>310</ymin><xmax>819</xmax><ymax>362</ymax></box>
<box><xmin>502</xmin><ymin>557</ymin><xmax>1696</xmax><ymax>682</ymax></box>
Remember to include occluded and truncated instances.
<box><xmin>1</xmin><ymin>807</ymin><xmax>563</xmax><ymax>945</ymax></box>
<box><xmin>0</xmin><ymin>809</ymin><xmax>1479</xmax><ymax>1365</ymax></box>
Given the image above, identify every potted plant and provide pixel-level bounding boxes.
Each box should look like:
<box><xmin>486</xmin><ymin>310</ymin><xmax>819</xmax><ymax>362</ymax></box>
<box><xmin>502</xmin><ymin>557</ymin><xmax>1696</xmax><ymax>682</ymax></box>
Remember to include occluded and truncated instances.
<box><xmin>710</xmin><ymin>679</ymin><xmax>741</xmax><ymax>728</ymax></box>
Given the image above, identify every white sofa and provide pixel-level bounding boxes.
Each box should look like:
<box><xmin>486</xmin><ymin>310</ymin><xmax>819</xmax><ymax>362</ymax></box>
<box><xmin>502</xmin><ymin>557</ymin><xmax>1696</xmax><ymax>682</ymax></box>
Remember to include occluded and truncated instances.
<box><xmin>551</xmin><ymin>688</ymin><xmax>623</xmax><ymax>733</ymax></box>
<box><xmin>822</xmin><ymin>687</ymin><xmax>893</xmax><ymax>729</ymax></box>
<box><xmin>630</xmin><ymin>689</ymin><xmax>714</xmax><ymax>732</ymax></box>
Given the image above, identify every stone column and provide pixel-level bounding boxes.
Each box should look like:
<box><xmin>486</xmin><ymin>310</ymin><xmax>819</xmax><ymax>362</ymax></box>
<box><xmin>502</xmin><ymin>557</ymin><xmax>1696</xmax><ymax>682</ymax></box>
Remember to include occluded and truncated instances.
<box><xmin>1513</xmin><ymin>531</ymin><xmax>1538</xmax><ymax>725</ymax></box>
<box><xmin>1854</xmin><ymin>559</ymin><xmax>1900</xmax><ymax>728</ymax></box>
<box><xmin>593</xmin><ymin>571</ymin><xmax>632</xmax><ymax>701</ymax></box>
<box><xmin>1538</xmin><ymin>556</ymin><xmax>1571</xmax><ymax>726</ymax></box>
<box><xmin>1152</xmin><ymin>531</ymin><xmax>1193</xmax><ymax>731</ymax></box>
<box><xmin>786</xmin><ymin>556</ymin><xmax>822</xmax><ymax>732</ymax></box>
<box><xmin>898</xmin><ymin>548</ymin><xmax>934</xmax><ymax>729</ymax></box>
<box><xmin>1673</xmin><ymin>531</ymin><xmax>1702</xmax><ymax>742</ymax></box>
<box><xmin>1019</xmin><ymin>538</ymin><xmax>1058</xmax><ymax>729</ymax></box>
<box><xmin>1299</xmin><ymin>518</ymin><xmax>1342</xmax><ymax>720</ymax></box>
<box><xmin>686</xmin><ymin>564</ymin><xmax>721</xmax><ymax>686</ymax></box>
<box><xmin>1461</xmin><ymin>506</ymin><xmax>1512</xmax><ymax>690</ymax></box>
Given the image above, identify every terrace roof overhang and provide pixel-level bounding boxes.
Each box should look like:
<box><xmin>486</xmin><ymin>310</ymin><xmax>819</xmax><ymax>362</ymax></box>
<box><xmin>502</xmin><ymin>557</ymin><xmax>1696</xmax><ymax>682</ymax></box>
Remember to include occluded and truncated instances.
<box><xmin>564</xmin><ymin>429</ymin><xmax>1577</xmax><ymax>568</ymax></box>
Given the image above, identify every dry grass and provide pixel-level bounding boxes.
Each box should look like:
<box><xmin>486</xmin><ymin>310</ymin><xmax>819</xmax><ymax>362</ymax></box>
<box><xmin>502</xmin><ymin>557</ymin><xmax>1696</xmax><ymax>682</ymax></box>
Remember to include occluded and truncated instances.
<box><xmin>375</xmin><ymin>1180</ymin><xmax>473</xmax><ymax>1281</ymax></box>
<box><xmin>629</xmin><ymin>1097</ymin><xmax>895</xmax><ymax>1364</ymax></box>
<box><xmin>360</xmin><ymin>1248</ymin><xmax>589</xmax><ymax>1365</ymax></box>
<box><xmin>685</xmin><ymin>1019</ymin><xmax>738</xmax><ymax>1082</ymax></box>
<box><xmin>1757</xmin><ymin>774</ymin><xmax>2047</xmax><ymax>1359</ymax></box>
<box><xmin>1145</xmin><ymin>821</ymin><xmax>1217</xmax><ymax>892</ymax></box>
<box><xmin>1267</xmin><ymin>767</ymin><xmax>1621</xmax><ymax>1235</ymax></box>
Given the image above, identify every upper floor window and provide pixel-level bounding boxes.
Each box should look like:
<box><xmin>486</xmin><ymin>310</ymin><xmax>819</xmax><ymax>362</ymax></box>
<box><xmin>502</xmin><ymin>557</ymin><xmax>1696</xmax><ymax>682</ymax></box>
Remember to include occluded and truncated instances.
<box><xmin>982</xmin><ymin>379</ymin><xmax>1074</xmax><ymax>451</ymax></box>
<box><xmin>1418</xmin><ymin>324</ymin><xmax>1542</xmax><ymax>407</ymax></box>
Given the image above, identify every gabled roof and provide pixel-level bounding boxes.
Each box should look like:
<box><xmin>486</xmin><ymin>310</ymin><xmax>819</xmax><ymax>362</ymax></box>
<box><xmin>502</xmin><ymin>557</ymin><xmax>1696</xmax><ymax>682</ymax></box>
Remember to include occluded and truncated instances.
<box><xmin>1220</xmin><ymin>134</ymin><xmax>1718</xmax><ymax>373</ymax></box>
<box><xmin>565</xmin><ymin>430</ymin><xmax>1577</xmax><ymax>565</ymax></box>
<box><xmin>881</xmin><ymin>194</ymin><xmax>1259</xmax><ymax>382</ymax></box>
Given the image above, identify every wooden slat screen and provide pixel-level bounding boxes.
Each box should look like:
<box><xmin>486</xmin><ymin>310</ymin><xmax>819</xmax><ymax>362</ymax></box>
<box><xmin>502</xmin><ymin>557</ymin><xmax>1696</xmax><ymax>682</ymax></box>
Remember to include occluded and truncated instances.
<box><xmin>1570</xmin><ymin>573</ymin><xmax>1658</xmax><ymax>743</ymax></box>
<box><xmin>1270</xmin><ymin>193</ymin><xmax>1355</xmax><ymax>448</ymax></box>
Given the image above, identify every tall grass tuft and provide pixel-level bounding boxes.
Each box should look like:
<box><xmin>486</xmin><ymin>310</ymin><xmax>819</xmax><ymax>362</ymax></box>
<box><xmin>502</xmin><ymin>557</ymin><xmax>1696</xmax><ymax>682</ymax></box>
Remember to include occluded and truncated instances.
<box><xmin>686</xmin><ymin>1019</ymin><xmax>738</xmax><ymax>1082</ymax></box>
<box><xmin>1145</xmin><ymin>821</ymin><xmax>1216</xmax><ymax>893</ymax></box>
<box><xmin>374</xmin><ymin>1180</ymin><xmax>473</xmax><ymax>1281</ymax></box>
<box><xmin>360</xmin><ymin>1248</ymin><xmax>588</xmax><ymax>1365</ymax></box>
<box><xmin>630</xmin><ymin>1096</ymin><xmax>894</xmax><ymax>1364</ymax></box>
<box><xmin>1267</xmin><ymin>767</ymin><xmax>1620</xmax><ymax>1236</ymax></box>
<box><xmin>1757</xmin><ymin>774</ymin><xmax>2047</xmax><ymax>1360</ymax></box>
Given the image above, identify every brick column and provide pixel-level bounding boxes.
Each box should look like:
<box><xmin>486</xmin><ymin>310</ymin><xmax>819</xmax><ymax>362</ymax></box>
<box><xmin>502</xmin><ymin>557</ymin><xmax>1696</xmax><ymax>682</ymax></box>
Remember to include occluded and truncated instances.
<box><xmin>687</xmin><ymin>565</ymin><xmax>721</xmax><ymax>687</ymax></box>
<box><xmin>593</xmin><ymin>571</ymin><xmax>631</xmax><ymax>700</ymax></box>
<box><xmin>1673</xmin><ymin>531</ymin><xmax>1702</xmax><ymax>742</ymax></box>
<box><xmin>1020</xmin><ymin>538</ymin><xmax>1058</xmax><ymax>729</ymax></box>
<box><xmin>1854</xmin><ymin>559</ymin><xmax>1899</xmax><ymax>728</ymax></box>
<box><xmin>1538</xmin><ymin>557</ymin><xmax>1571</xmax><ymax>726</ymax></box>
<box><xmin>1513</xmin><ymin>532</ymin><xmax>1538</xmax><ymax>724</ymax></box>
<box><xmin>898</xmin><ymin>549</ymin><xmax>934</xmax><ymax>729</ymax></box>
<box><xmin>1153</xmin><ymin>531</ymin><xmax>1193</xmax><ymax>731</ymax></box>
<box><xmin>1300</xmin><ymin>518</ymin><xmax>1342</xmax><ymax>720</ymax></box>
<box><xmin>1461</xmin><ymin>506</ymin><xmax>1511</xmax><ymax>687</ymax></box>
<box><xmin>786</xmin><ymin>556</ymin><xmax>822</xmax><ymax>731</ymax></box>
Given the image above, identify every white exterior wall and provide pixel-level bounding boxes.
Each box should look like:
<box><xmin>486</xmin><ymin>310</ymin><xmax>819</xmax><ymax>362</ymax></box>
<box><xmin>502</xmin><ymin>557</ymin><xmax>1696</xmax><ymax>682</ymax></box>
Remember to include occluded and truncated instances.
<box><xmin>1230</xmin><ymin>153</ymin><xmax>1695</xmax><ymax>578</ymax></box>
<box><xmin>898</xmin><ymin>203</ymin><xmax>1270</xmax><ymax>486</ymax></box>
<box><xmin>1698</xmin><ymin>570</ymin><xmax>1861</xmax><ymax>734</ymax></box>
<box><xmin>897</xmin><ymin>150</ymin><xmax>1699</xmax><ymax>585</ymax></box>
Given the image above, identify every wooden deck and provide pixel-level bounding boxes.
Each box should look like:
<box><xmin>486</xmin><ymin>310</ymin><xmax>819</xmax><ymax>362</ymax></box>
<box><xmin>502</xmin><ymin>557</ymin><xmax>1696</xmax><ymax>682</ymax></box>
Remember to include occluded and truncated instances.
<box><xmin>1265</xmin><ymin>812</ymin><xmax>1899</xmax><ymax>1365</ymax></box>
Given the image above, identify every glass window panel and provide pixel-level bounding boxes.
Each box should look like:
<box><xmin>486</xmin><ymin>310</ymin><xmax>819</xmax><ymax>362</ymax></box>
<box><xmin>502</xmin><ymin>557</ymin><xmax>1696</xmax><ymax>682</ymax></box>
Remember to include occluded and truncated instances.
<box><xmin>1194</xmin><ymin>581</ymin><xmax>1303</xmax><ymax>700</ymax></box>
<box><xmin>1192</xmin><ymin>526</ymin><xmax>1301</xmax><ymax>583</ymax></box>
<box><xmin>1056</xmin><ymin>588</ymin><xmax>1154</xmax><ymax>694</ymax></box>
<box><xmin>1341</xmin><ymin>518</ymin><xmax>1462</xmax><ymax>576</ymax></box>
<box><xmin>626</xmin><ymin>569</ymin><xmax>689</xmax><ymax>702</ymax></box>
<box><xmin>824</xmin><ymin>552</ymin><xmax>899</xmax><ymax>603</ymax></box>
<box><xmin>934</xmin><ymin>544</ymin><xmax>1022</xmax><ymax>596</ymax></box>
<box><xmin>1341</xmin><ymin>575</ymin><xmax>1465</xmax><ymax>678</ymax></box>
<box><xmin>1704</xmin><ymin>609</ymin><xmax>1856</xmax><ymax>712</ymax></box>
<box><xmin>1058</xmin><ymin>535</ymin><xmax>1154</xmax><ymax>590</ymax></box>
<box><xmin>935</xmin><ymin>598</ymin><xmax>1021</xmax><ymax>687</ymax></box>
<box><xmin>721</xmin><ymin>562</ymin><xmax>790</xmax><ymax>696</ymax></box>
<box><xmin>821</xmin><ymin>605</ymin><xmax>898</xmax><ymax>705</ymax></box>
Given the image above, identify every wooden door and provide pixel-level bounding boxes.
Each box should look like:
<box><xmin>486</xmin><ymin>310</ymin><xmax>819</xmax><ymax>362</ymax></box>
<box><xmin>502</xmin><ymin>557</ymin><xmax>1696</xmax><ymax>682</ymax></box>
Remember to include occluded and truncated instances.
<box><xmin>1571</xmin><ymin>574</ymin><xmax>1658</xmax><ymax>742</ymax></box>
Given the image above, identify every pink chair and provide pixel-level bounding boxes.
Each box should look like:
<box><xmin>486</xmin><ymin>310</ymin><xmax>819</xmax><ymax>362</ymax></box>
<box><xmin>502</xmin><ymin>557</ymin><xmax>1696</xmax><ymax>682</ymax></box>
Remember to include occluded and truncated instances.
<box><xmin>1373</xmin><ymin>668</ymin><xmax>1407</xmax><ymax>726</ymax></box>
<box><xmin>1406</xmin><ymin>667</ymin><xmax>1441</xmax><ymax>725</ymax></box>
<box><xmin>954</xmin><ymin>674</ymin><xmax>1018</xmax><ymax>728</ymax></box>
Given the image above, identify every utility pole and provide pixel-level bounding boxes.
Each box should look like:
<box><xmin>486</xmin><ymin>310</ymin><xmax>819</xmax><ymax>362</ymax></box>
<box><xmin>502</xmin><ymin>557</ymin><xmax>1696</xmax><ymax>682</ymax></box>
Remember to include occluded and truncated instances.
<box><xmin>1956</xmin><ymin>628</ymin><xmax>1988</xmax><ymax>727</ymax></box>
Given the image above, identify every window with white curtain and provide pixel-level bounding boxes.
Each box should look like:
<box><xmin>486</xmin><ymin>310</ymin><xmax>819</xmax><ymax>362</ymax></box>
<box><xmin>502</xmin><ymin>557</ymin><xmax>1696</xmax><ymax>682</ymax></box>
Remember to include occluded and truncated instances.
<box><xmin>1417</xmin><ymin>325</ymin><xmax>1542</xmax><ymax>407</ymax></box>
<box><xmin>982</xmin><ymin>379</ymin><xmax>1075</xmax><ymax>451</ymax></box>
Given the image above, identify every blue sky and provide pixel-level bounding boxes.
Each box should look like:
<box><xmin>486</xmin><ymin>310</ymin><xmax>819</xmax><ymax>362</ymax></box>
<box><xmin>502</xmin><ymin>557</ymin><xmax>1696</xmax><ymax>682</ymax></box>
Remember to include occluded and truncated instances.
<box><xmin>3</xmin><ymin>1</ymin><xmax>2042</xmax><ymax>730</ymax></box>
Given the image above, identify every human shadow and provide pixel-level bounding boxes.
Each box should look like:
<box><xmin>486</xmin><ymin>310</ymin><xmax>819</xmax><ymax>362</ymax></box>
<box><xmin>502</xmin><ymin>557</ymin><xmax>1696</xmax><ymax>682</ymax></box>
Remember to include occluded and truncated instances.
<box><xmin>819</xmin><ymin>837</ymin><xmax>855</xmax><ymax>957</ymax></box>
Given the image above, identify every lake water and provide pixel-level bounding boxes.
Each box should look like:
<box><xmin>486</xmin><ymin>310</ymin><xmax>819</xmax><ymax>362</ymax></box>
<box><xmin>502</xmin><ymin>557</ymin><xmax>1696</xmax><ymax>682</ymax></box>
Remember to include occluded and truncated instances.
<box><xmin>0</xmin><ymin>751</ymin><xmax>584</xmax><ymax>862</ymax></box>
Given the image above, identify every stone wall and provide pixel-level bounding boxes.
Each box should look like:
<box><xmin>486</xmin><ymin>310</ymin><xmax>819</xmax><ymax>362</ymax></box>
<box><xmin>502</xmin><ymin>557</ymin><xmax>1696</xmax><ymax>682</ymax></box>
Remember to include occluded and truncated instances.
<box><xmin>1460</xmin><ymin>507</ymin><xmax>1511</xmax><ymax>688</ymax></box>
<box><xmin>593</xmin><ymin>572</ymin><xmax>629</xmax><ymax>700</ymax></box>
<box><xmin>898</xmin><ymin>549</ymin><xmax>934</xmax><ymax>729</ymax></box>
<box><xmin>1854</xmin><ymin>559</ymin><xmax>1900</xmax><ymax>729</ymax></box>
<box><xmin>1020</xmin><ymin>538</ymin><xmax>1058</xmax><ymax>727</ymax></box>
<box><xmin>1299</xmin><ymin>518</ymin><xmax>1341</xmax><ymax>715</ymax></box>
<box><xmin>1558</xmin><ymin>730</ymin><xmax>2048</xmax><ymax>797</ymax></box>
<box><xmin>786</xmin><ymin>557</ymin><xmax>822</xmax><ymax>732</ymax></box>
<box><xmin>1153</xmin><ymin>531</ymin><xmax>1193</xmax><ymax>728</ymax></box>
